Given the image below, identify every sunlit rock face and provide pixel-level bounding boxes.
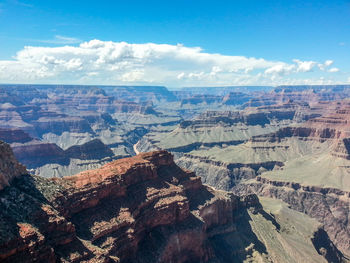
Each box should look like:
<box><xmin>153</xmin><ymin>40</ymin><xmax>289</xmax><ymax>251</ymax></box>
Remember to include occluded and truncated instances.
<box><xmin>0</xmin><ymin>150</ymin><xmax>240</xmax><ymax>262</ymax></box>
<box><xmin>0</xmin><ymin>141</ymin><xmax>27</xmax><ymax>190</ymax></box>
<box><xmin>0</xmin><ymin>148</ymin><xmax>341</xmax><ymax>262</ymax></box>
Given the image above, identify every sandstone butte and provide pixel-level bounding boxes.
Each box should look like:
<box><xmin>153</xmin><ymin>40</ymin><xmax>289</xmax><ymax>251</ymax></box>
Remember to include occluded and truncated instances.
<box><xmin>0</xmin><ymin>141</ymin><xmax>267</xmax><ymax>263</ymax></box>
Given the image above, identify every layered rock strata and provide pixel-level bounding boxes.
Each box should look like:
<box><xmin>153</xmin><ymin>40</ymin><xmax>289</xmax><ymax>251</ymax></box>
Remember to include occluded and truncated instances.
<box><xmin>1</xmin><ymin>148</ymin><xmax>343</xmax><ymax>262</ymax></box>
<box><xmin>235</xmin><ymin>177</ymin><xmax>350</xmax><ymax>257</ymax></box>
<box><xmin>0</xmin><ymin>150</ymin><xmax>245</xmax><ymax>262</ymax></box>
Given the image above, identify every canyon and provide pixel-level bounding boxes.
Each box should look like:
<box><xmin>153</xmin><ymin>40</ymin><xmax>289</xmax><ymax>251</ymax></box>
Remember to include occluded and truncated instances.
<box><xmin>1</xmin><ymin>84</ymin><xmax>350</xmax><ymax>262</ymax></box>
<box><xmin>0</xmin><ymin>142</ymin><xmax>343</xmax><ymax>262</ymax></box>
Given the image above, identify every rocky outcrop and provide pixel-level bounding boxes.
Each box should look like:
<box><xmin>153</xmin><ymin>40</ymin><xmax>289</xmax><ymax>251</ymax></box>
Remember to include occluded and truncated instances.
<box><xmin>0</xmin><ymin>150</ymin><xmax>239</xmax><ymax>262</ymax></box>
<box><xmin>65</xmin><ymin>139</ymin><xmax>114</xmax><ymax>160</ymax></box>
<box><xmin>0</xmin><ymin>85</ymin><xmax>48</xmax><ymax>103</ymax></box>
<box><xmin>312</xmin><ymin>228</ymin><xmax>345</xmax><ymax>263</ymax></box>
<box><xmin>234</xmin><ymin>177</ymin><xmax>350</xmax><ymax>257</ymax></box>
<box><xmin>0</xmin><ymin>109</ymin><xmax>34</xmax><ymax>134</ymax></box>
<box><xmin>242</xmin><ymin>88</ymin><xmax>338</xmax><ymax>108</ymax></box>
<box><xmin>0</xmin><ymin>148</ymin><xmax>344</xmax><ymax>262</ymax></box>
<box><xmin>112</xmin><ymin>101</ymin><xmax>157</xmax><ymax>114</ymax></box>
<box><xmin>29</xmin><ymin>85</ymin><xmax>159</xmax><ymax>114</ymax></box>
<box><xmin>0</xmin><ymin>87</ymin><xmax>25</xmax><ymax>106</ymax></box>
<box><xmin>79</xmin><ymin>112</ymin><xmax>117</xmax><ymax>127</ymax></box>
<box><xmin>176</xmin><ymin>154</ymin><xmax>282</xmax><ymax>191</ymax></box>
<box><xmin>222</xmin><ymin>92</ymin><xmax>252</xmax><ymax>105</ymax></box>
<box><xmin>180</xmin><ymin>95</ymin><xmax>223</xmax><ymax>105</ymax></box>
<box><xmin>0</xmin><ymin>141</ymin><xmax>27</xmax><ymax>190</ymax></box>
<box><xmin>251</xmin><ymin>126</ymin><xmax>341</xmax><ymax>143</ymax></box>
<box><xmin>32</xmin><ymin>117</ymin><xmax>94</xmax><ymax>136</ymax></box>
<box><xmin>103</xmin><ymin>85</ymin><xmax>177</xmax><ymax>103</ymax></box>
<box><xmin>332</xmin><ymin>138</ymin><xmax>350</xmax><ymax>159</ymax></box>
<box><xmin>11</xmin><ymin>140</ymin><xmax>68</xmax><ymax>168</ymax></box>
<box><xmin>181</xmin><ymin>111</ymin><xmax>271</xmax><ymax>128</ymax></box>
<box><xmin>181</xmin><ymin>103</ymin><xmax>304</xmax><ymax>129</ymax></box>
<box><xmin>251</xmin><ymin>104</ymin><xmax>350</xmax><ymax>159</ymax></box>
<box><xmin>10</xmin><ymin>139</ymin><xmax>115</xmax><ymax>173</ymax></box>
<box><xmin>243</xmin><ymin>85</ymin><xmax>350</xmax><ymax>108</ymax></box>
<box><xmin>0</xmin><ymin>128</ymin><xmax>33</xmax><ymax>143</ymax></box>
<box><xmin>0</xmin><ymin>103</ymin><xmax>64</xmax><ymax>133</ymax></box>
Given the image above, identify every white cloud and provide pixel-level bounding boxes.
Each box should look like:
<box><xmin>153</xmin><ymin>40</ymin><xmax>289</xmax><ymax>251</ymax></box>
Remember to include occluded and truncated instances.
<box><xmin>177</xmin><ymin>72</ymin><xmax>185</xmax><ymax>79</ymax></box>
<box><xmin>264</xmin><ymin>64</ymin><xmax>295</xmax><ymax>75</ymax></box>
<box><xmin>293</xmin><ymin>59</ymin><xmax>317</xmax><ymax>72</ymax></box>
<box><xmin>324</xmin><ymin>60</ymin><xmax>333</xmax><ymax>67</ymax></box>
<box><xmin>328</xmin><ymin>67</ymin><xmax>340</xmax><ymax>73</ymax></box>
<box><xmin>188</xmin><ymin>72</ymin><xmax>206</xmax><ymax>80</ymax></box>
<box><xmin>120</xmin><ymin>70</ymin><xmax>145</xmax><ymax>82</ymax></box>
<box><xmin>318</xmin><ymin>60</ymin><xmax>334</xmax><ymax>71</ymax></box>
<box><xmin>0</xmin><ymin>39</ymin><xmax>342</xmax><ymax>86</ymax></box>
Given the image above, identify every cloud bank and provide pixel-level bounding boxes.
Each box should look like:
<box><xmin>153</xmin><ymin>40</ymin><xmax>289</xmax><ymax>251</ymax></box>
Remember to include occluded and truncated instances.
<box><xmin>0</xmin><ymin>39</ymin><xmax>343</xmax><ymax>86</ymax></box>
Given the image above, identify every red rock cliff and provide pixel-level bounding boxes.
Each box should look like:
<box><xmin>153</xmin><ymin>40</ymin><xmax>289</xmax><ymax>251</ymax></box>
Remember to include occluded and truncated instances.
<box><xmin>0</xmin><ymin>150</ymin><xmax>252</xmax><ymax>263</ymax></box>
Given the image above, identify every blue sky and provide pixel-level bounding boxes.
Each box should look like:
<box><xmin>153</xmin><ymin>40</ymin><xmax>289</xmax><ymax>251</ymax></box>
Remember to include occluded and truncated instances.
<box><xmin>0</xmin><ymin>0</ymin><xmax>349</xmax><ymax>86</ymax></box>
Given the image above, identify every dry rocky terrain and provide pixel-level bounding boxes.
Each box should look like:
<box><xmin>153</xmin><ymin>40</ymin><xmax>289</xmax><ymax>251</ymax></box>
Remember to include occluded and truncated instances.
<box><xmin>0</xmin><ymin>142</ymin><xmax>344</xmax><ymax>262</ymax></box>
<box><xmin>2</xmin><ymin>84</ymin><xmax>350</xmax><ymax>262</ymax></box>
